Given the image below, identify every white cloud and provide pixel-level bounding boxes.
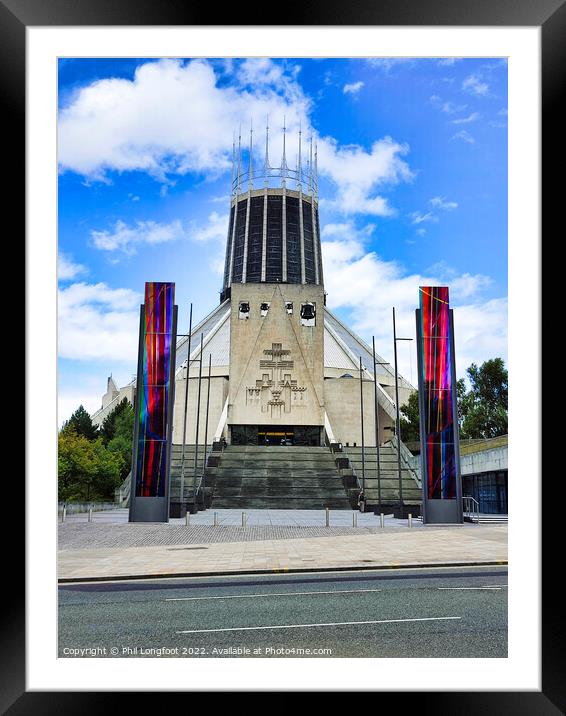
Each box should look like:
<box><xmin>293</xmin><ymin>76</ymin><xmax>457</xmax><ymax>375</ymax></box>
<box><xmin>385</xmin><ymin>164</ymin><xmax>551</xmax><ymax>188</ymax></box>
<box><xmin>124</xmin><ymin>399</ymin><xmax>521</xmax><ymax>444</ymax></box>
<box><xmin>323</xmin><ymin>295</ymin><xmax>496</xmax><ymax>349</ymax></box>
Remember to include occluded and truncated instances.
<box><xmin>366</xmin><ymin>58</ymin><xmax>414</xmax><ymax>74</ymax></box>
<box><xmin>462</xmin><ymin>73</ymin><xmax>489</xmax><ymax>97</ymax></box>
<box><xmin>410</xmin><ymin>211</ymin><xmax>437</xmax><ymax>225</ymax></box>
<box><xmin>58</xmin><ymin>282</ymin><xmax>141</xmax><ymax>362</ymax></box>
<box><xmin>190</xmin><ymin>211</ymin><xmax>228</xmax><ymax>243</ymax></box>
<box><xmin>58</xmin><ymin>252</ymin><xmax>87</xmax><ymax>280</ymax></box>
<box><xmin>59</xmin><ymin>58</ymin><xmax>414</xmax><ymax>219</ymax></box>
<box><xmin>452</xmin><ymin>130</ymin><xmax>475</xmax><ymax>144</ymax></box>
<box><xmin>429</xmin><ymin>196</ymin><xmax>458</xmax><ymax>211</ymax></box>
<box><xmin>319</xmin><ymin>136</ymin><xmax>414</xmax><ymax>216</ymax></box>
<box><xmin>343</xmin><ymin>81</ymin><xmax>365</xmax><ymax>95</ymax></box>
<box><xmin>430</xmin><ymin>96</ymin><xmax>467</xmax><ymax>114</ymax></box>
<box><xmin>437</xmin><ymin>58</ymin><xmax>461</xmax><ymax>67</ymax></box>
<box><xmin>451</xmin><ymin>112</ymin><xmax>481</xmax><ymax>125</ymax></box>
<box><xmin>90</xmin><ymin>219</ymin><xmax>186</xmax><ymax>255</ymax></box>
<box><xmin>321</xmin><ymin>225</ymin><xmax>507</xmax><ymax>381</ymax></box>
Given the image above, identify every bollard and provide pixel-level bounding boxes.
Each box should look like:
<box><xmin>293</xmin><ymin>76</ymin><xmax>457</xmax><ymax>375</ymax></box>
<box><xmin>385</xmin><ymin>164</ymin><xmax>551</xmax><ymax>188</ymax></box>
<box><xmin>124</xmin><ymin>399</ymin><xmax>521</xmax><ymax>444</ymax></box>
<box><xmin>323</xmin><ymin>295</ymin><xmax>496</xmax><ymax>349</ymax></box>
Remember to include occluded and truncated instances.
<box><xmin>325</xmin><ymin>507</ymin><xmax>330</xmax><ymax>527</ymax></box>
<box><xmin>408</xmin><ymin>513</ymin><xmax>412</xmax><ymax>528</ymax></box>
<box><xmin>88</xmin><ymin>507</ymin><xmax>93</xmax><ymax>523</ymax></box>
<box><xmin>352</xmin><ymin>512</ymin><xmax>357</xmax><ymax>528</ymax></box>
<box><xmin>213</xmin><ymin>512</ymin><xmax>218</xmax><ymax>527</ymax></box>
<box><xmin>241</xmin><ymin>512</ymin><xmax>246</xmax><ymax>527</ymax></box>
<box><xmin>61</xmin><ymin>505</ymin><xmax>66</xmax><ymax>523</ymax></box>
<box><xmin>185</xmin><ymin>512</ymin><xmax>190</xmax><ymax>526</ymax></box>
<box><xmin>380</xmin><ymin>512</ymin><xmax>385</xmax><ymax>528</ymax></box>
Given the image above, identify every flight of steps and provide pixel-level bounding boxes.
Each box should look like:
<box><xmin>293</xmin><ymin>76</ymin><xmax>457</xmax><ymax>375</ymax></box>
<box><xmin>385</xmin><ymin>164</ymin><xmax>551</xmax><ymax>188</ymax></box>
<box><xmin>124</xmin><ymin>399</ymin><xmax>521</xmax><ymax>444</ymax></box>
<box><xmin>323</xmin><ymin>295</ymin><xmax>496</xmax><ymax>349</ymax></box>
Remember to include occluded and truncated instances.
<box><xmin>209</xmin><ymin>445</ymin><xmax>352</xmax><ymax>509</ymax></box>
<box><xmin>465</xmin><ymin>514</ymin><xmax>508</xmax><ymax>524</ymax></box>
<box><xmin>169</xmin><ymin>444</ymin><xmax>209</xmax><ymax>502</ymax></box>
<box><xmin>344</xmin><ymin>444</ymin><xmax>422</xmax><ymax>512</ymax></box>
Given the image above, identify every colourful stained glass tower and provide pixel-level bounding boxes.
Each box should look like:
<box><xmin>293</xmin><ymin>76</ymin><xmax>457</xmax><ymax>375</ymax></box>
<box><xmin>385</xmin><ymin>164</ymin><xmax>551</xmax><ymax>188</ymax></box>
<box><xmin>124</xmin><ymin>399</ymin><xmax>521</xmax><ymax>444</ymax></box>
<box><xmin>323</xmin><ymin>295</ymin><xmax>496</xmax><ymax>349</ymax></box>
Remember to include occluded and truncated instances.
<box><xmin>416</xmin><ymin>286</ymin><xmax>463</xmax><ymax>524</ymax></box>
<box><xmin>129</xmin><ymin>282</ymin><xmax>178</xmax><ymax>522</ymax></box>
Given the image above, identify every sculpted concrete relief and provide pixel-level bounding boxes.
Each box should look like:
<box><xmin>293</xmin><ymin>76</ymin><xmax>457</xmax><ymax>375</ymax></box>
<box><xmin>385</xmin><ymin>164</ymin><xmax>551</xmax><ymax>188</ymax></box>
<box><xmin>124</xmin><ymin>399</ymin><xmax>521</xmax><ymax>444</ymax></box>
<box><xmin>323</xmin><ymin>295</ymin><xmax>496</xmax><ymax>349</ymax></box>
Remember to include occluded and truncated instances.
<box><xmin>246</xmin><ymin>342</ymin><xmax>308</xmax><ymax>418</ymax></box>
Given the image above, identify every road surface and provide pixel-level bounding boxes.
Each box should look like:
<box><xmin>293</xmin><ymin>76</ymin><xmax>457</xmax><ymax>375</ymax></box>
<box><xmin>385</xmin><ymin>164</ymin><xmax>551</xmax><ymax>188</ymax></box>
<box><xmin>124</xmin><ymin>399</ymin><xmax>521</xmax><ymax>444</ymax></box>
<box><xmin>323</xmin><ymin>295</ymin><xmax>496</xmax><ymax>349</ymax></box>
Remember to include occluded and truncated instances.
<box><xmin>59</xmin><ymin>565</ymin><xmax>507</xmax><ymax>658</ymax></box>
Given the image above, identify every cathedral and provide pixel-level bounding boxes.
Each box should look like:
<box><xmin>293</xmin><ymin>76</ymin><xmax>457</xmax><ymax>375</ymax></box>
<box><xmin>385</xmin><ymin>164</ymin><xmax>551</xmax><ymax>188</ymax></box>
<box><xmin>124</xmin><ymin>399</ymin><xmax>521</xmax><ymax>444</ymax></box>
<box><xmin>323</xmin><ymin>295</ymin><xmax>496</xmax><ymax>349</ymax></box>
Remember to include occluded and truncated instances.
<box><xmin>93</xmin><ymin>123</ymin><xmax>420</xmax><ymax>513</ymax></box>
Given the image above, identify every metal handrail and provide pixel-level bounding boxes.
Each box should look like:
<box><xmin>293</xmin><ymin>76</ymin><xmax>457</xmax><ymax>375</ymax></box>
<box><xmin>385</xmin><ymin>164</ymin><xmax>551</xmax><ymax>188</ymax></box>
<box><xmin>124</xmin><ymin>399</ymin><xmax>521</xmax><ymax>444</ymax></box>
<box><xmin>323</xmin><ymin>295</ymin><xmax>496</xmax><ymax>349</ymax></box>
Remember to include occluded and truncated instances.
<box><xmin>463</xmin><ymin>495</ymin><xmax>480</xmax><ymax>523</ymax></box>
<box><xmin>384</xmin><ymin>436</ymin><xmax>422</xmax><ymax>488</ymax></box>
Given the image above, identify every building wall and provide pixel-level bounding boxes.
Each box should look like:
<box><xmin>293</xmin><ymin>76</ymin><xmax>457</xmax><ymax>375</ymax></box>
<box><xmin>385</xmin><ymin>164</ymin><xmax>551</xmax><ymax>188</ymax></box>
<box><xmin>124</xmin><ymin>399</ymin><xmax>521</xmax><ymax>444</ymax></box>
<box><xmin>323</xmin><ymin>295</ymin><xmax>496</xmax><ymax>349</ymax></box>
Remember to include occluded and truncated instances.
<box><xmin>91</xmin><ymin>384</ymin><xmax>135</xmax><ymax>427</ymax></box>
<box><xmin>172</xmin><ymin>374</ymin><xmax>229</xmax><ymax>445</ymax></box>
<box><xmin>324</xmin><ymin>377</ymin><xmax>394</xmax><ymax>446</ymax></box>
<box><xmin>461</xmin><ymin>446</ymin><xmax>508</xmax><ymax>476</ymax></box>
<box><xmin>228</xmin><ymin>282</ymin><xmax>325</xmax><ymax>429</ymax></box>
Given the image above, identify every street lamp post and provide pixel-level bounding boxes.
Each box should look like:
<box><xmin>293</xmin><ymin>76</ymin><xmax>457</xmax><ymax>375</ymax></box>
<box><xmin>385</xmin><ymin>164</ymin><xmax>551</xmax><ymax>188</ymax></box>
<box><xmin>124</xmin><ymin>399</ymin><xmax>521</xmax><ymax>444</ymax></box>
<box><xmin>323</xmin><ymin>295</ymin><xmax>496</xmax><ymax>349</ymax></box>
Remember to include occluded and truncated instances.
<box><xmin>392</xmin><ymin>307</ymin><xmax>413</xmax><ymax>517</ymax></box>
<box><xmin>192</xmin><ymin>333</ymin><xmax>204</xmax><ymax>508</ymax></box>
<box><xmin>372</xmin><ymin>336</ymin><xmax>390</xmax><ymax>515</ymax></box>
<box><xmin>179</xmin><ymin>303</ymin><xmax>193</xmax><ymax>505</ymax></box>
<box><xmin>359</xmin><ymin>356</ymin><xmax>365</xmax><ymax>495</ymax></box>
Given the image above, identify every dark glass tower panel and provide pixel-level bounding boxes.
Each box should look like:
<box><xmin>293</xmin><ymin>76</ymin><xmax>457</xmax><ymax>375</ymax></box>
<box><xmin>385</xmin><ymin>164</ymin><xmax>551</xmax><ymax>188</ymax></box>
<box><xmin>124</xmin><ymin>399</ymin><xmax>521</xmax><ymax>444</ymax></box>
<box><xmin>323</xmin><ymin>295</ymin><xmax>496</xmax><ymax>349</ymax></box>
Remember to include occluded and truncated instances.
<box><xmin>302</xmin><ymin>202</ymin><xmax>315</xmax><ymax>284</ymax></box>
<box><xmin>221</xmin><ymin>190</ymin><xmax>323</xmax><ymax>296</ymax></box>
<box><xmin>222</xmin><ymin>205</ymin><xmax>235</xmax><ymax>289</ymax></box>
<box><xmin>266</xmin><ymin>195</ymin><xmax>283</xmax><ymax>282</ymax></box>
<box><xmin>286</xmin><ymin>196</ymin><xmax>301</xmax><ymax>284</ymax></box>
<box><xmin>246</xmin><ymin>196</ymin><xmax>264</xmax><ymax>282</ymax></box>
<box><xmin>231</xmin><ymin>199</ymin><xmax>248</xmax><ymax>283</ymax></box>
<box><xmin>314</xmin><ymin>205</ymin><xmax>323</xmax><ymax>284</ymax></box>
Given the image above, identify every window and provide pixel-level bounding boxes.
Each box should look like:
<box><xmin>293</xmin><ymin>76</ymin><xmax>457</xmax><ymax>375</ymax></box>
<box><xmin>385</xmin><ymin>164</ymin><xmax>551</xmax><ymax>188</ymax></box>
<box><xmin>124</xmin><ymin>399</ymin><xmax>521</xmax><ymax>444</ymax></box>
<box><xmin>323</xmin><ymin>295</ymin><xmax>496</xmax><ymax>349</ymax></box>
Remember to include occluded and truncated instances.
<box><xmin>285</xmin><ymin>302</ymin><xmax>293</xmax><ymax>314</ymax></box>
<box><xmin>260</xmin><ymin>302</ymin><xmax>270</xmax><ymax>317</ymax></box>
<box><xmin>238</xmin><ymin>301</ymin><xmax>250</xmax><ymax>319</ymax></box>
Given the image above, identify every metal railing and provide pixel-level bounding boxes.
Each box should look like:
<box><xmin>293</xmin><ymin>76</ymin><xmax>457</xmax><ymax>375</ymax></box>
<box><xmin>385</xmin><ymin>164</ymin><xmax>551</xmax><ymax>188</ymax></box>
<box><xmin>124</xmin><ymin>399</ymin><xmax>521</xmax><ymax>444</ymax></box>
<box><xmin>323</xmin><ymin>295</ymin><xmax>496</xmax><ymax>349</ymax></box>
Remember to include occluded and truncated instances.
<box><xmin>463</xmin><ymin>495</ymin><xmax>480</xmax><ymax>523</ymax></box>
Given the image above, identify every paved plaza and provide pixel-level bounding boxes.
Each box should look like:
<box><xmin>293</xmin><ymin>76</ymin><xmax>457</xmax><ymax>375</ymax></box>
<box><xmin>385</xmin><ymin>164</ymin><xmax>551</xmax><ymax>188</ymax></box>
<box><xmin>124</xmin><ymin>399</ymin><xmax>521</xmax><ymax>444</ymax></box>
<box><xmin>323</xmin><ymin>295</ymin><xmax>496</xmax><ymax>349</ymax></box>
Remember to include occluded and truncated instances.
<box><xmin>58</xmin><ymin>508</ymin><xmax>507</xmax><ymax>582</ymax></box>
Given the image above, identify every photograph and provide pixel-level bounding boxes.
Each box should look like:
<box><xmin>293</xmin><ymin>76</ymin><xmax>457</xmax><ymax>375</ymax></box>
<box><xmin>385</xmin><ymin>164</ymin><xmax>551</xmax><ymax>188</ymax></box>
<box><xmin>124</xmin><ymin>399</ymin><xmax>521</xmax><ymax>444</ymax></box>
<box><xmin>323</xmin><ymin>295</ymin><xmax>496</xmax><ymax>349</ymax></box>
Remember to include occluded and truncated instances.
<box><xmin>56</xmin><ymin>55</ymin><xmax>510</xmax><ymax>660</ymax></box>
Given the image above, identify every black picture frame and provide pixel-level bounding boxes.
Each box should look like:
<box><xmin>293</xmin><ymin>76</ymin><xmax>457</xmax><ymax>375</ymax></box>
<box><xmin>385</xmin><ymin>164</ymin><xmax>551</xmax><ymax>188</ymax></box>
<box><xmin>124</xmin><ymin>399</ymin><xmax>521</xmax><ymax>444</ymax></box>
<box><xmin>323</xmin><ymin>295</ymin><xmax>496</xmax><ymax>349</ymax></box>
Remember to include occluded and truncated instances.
<box><xmin>9</xmin><ymin>0</ymin><xmax>556</xmax><ymax>709</ymax></box>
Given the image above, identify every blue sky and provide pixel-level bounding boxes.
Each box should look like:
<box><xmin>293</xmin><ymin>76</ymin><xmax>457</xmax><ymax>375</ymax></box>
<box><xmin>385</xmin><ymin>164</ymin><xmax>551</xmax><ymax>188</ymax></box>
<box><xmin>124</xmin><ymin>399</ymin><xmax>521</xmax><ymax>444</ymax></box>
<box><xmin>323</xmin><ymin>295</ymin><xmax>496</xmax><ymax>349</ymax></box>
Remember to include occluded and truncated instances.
<box><xmin>57</xmin><ymin>57</ymin><xmax>507</xmax><ymax>422</ymax></box>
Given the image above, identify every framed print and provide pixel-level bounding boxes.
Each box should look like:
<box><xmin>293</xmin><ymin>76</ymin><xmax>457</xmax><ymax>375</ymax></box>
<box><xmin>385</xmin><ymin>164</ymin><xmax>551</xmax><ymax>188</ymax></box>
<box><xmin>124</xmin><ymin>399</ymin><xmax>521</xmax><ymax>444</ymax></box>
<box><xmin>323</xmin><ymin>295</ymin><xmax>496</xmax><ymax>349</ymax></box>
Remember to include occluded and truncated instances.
<box><xmin>7</xmin><ymin>0</ymin><xmax>558</xmax><ymax>708</ymax></box>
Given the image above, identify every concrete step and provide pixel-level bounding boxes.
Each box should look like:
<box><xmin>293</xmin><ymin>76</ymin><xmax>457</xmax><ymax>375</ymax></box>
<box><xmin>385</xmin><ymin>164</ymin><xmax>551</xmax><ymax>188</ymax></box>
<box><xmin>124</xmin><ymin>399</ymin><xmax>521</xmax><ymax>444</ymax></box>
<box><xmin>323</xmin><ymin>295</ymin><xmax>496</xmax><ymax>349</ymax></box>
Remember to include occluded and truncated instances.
<box><xmin>211</xmin><ymin>497</ymin><xmax>351</xmax><ymax>509</ymax></box>
<box><xmin>209</xmin><ymin>444</ymin><xmax>352</xmax><ymax>509</ymax></box>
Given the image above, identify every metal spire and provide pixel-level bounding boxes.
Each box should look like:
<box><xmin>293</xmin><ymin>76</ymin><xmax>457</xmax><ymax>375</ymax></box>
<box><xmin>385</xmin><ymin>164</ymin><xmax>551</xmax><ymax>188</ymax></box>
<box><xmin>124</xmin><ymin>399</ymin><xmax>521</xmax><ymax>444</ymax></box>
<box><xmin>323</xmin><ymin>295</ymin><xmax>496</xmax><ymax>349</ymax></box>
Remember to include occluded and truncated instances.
<box><xmin>281</xmin><ymin>116</ymin><xmax>288</xmax><ymax>188</ymax></box>
<box><xmin>236</xmin><ymin>126</ymin><xmax>242</xmax><ymax>195</ymax></box>
<box><xmin>248</xmin><ymin>119</ymin><xmax>253</xmax><ymax>190</ymax></box>
<box><xmin>230</xmin><ymin>132</ymin><xmax>236</xmax><ymax>196</ymax></box>
<box><xmin>297</xmin><ymin>122</ymin><xmax>302</xmax><ymax>190</ymax></box>
<box><xmin>264</xmin><ymin>115</ymin><xmax>270</xmax><ymax>187</ymax></box>
<box><xmin>314</xmin><ymin>140</ymin><xmax>318</xmax><ymax>197</ymax></box>
<box><xmin>309</xmin><ymin>134</ymin><xmax>313</xmax><ymax>195</ymax></box>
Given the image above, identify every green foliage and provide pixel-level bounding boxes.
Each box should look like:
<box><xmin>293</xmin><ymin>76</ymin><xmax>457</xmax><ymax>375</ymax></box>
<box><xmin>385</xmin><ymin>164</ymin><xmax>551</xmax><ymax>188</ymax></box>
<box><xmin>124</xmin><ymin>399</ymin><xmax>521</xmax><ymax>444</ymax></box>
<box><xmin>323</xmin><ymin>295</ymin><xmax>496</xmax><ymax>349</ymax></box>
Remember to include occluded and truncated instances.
<box><xmin>459</xmin><ymin>358</ymin><xmax>508</xmax><ymax>439</ymax></box>
<box><xmin>399</xmin><ymin>390</ymin><xmax>420</xmax><ymax>442</ymax></box>
<box><xmin>99</xmin><ymin>397</ymin><xmax>132</xmax><ymax>443</ymax></box>
<box><xmin>58</xmin><ymin>430</ymin><xmax>124</xmax><ymax>502</ymax></box>
<box><xmin>399</xmin><ymin>358</ymin><xmax>508</xmax><ymax>444</ymax></box>
<box><xmin>61</xmin><ymin>405</ymin><xmax>99</xmax><ymax>440</ymax></box>
<box><xmin>98</xmin><ymin>398</ymin><xmax>134</xmax><ymax>480</ymax></box>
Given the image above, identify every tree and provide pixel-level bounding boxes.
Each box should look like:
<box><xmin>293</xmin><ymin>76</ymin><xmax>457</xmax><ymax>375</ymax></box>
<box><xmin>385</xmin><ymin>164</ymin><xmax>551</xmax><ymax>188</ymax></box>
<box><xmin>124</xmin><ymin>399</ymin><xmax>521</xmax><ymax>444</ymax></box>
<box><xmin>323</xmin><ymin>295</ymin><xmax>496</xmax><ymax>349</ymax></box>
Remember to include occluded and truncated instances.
<box><xmin>459</xmin><ymin>358</ymin><xmax>508</xmax><ymax>439</ymax></box>
<box><xmin>398</xmin><ymin>358</ymin><xmax>508</xmax><ymax>444</ymax></box>
<box><xmin>101</xmin><ymin>398</ymin><xmax>134</xmax><ymax>480</ymax></box>
<box><xmin>58</xmin><ymin>430</ymin><xmax>124</xmax><ymax>502</ymax></box>
<box><xmin>61</xmin><ymin>405</ymin><xmax>99</xmax><ymax>440</ymax></box>
<box><xmin>399</xmin><ymin>391</ymin><xmax>420</xmax><ymax>442</ymax></box>
<box><xmin>99</xmin><ymin>398</ymin><xmax>132</xmax><ymax>444</ymax></box>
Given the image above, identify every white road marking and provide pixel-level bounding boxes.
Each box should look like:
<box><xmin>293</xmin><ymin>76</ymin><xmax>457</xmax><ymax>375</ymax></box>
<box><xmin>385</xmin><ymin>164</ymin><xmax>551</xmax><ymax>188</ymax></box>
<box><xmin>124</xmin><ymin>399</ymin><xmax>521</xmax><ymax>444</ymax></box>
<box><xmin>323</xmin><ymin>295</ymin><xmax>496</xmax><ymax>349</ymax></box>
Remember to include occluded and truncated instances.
<box><xmin>166</xmin><ymin>588</ymin><xmax>382</xmax><ymax>602</ymax></box>
<box><xmin>176</xmin><ymin>616</ymin><xmax>461</xmax><ymax>634</ymax></box>
<box><xmin>437</xmin><ymin>587</ymin><xmax>503</xmax><ymax>591</ymax></box>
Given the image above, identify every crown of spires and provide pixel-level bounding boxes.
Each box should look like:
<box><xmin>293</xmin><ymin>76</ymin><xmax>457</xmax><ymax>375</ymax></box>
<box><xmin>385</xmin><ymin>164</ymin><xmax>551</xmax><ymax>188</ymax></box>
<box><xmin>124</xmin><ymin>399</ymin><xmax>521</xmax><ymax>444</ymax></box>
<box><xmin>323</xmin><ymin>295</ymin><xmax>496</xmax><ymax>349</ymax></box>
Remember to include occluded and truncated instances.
<box><xmin>231</xmin><ymin>118</ymin><xmax>317</xmax><ymax>196</ymax></box>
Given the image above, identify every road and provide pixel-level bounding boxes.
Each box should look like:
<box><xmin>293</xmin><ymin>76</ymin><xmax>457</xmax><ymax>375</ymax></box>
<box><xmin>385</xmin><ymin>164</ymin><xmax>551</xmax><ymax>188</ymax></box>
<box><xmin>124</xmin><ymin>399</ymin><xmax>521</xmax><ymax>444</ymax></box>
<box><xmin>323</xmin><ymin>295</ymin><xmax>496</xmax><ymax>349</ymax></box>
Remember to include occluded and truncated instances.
<box><xmin>59</xmin><ymin>565</ymin><xmax>507</xmax><ymax>658</ymax></box>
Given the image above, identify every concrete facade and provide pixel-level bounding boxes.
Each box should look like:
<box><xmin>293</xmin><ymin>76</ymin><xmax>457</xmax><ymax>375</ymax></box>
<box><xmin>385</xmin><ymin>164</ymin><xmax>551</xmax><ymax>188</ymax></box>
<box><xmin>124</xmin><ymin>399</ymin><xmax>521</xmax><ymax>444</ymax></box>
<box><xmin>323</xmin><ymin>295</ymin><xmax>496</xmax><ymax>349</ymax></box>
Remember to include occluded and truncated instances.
<box><xmin>228</xmin><ymin>282</ymin><xmax>325</xmax><ymax>431</ymax></box>
<box><xmin>323</xmin><ymin>376</ymin><xmax>392</xmax><ymax>447</ymax></box>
